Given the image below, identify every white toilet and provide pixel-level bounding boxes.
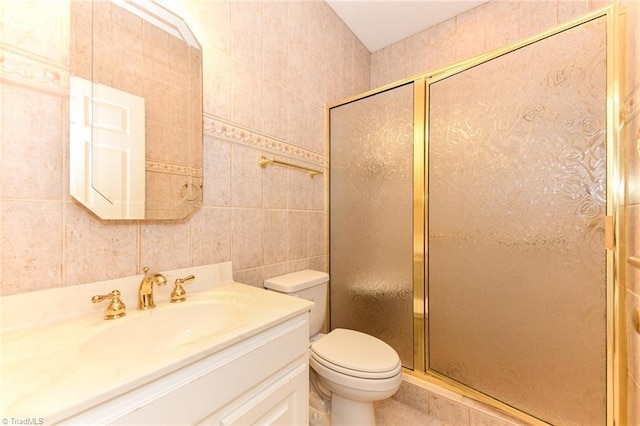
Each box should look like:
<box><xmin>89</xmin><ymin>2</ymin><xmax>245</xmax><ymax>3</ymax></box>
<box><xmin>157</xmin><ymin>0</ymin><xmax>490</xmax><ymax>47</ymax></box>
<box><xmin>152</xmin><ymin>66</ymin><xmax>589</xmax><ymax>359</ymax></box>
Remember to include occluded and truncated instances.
<box><xmin>264</xmin><ymin>270</ymin><xmax>402</xmax><ymax>426</ymax></box>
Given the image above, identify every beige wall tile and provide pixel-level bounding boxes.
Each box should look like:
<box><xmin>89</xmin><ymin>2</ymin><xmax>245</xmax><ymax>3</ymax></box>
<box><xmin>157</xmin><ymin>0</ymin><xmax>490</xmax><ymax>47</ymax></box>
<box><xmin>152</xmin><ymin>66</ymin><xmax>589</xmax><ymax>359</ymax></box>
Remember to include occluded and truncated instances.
<box><xmin>308</xmin><ymin>255</ymin><xmax>327</xmax><ymax>273</ymax></box>
<box><xmin>590</xmin><ymin>0</ymin><xmax>614</xmax><ymax>10</ymax></box>
<box><xmin>308</xmin><ymin>211</ymin><xmax>326</xmax><ymax>257</ymax></box>
<box><xmin>483</xmin><ymin>1</ymin><xmax>519</xmax><ymax>52</ymax></box>
<box><xmin>231</xmin><ymin>145</ymin><xmax>262</xmax><ymax>208</ymax></box>
<box><xmin>371</xmin><ymin>41</ymin><xmax>408</xmax><ymax>89</ymax></box>
<box><xmin>262</xmin><ymin>163</ymin><xmax>288</xmax><ymax>210</ymax></box>
<box><xmin>263</xmin><ymin>1</ymin><xmax>288</xmax><ymax>88</ymax></box>
<box><xmin>287</xmin><ymin>93</ymin><xmax>309</xmax><ymax>146</ymax></box>
<box><xmin>1</xmin><ymin>85</ymin><xmax>63</xmax><ymax>200</ymax></box>
<box><xmin>287</xmin><ymin>211</ymin><xmax>308</xmax><ymax>261</ymax></box>
<box><xmin>263</xmin><ymin>263</ymin><xmax>290</xmax><ymax>282</ymax></box>
<box><xmin>393</xmin><ymin>380</ymin><xmax>431</xmax><ymax>414</ymax></box>
<box><xmin>403</xmin><ymin>30</ymin><xmax>430</xmax><ymax>78</ymax></box>
<box><xmin>287</xmin><ymin>258</ymin><xmax>310</xmax><ymax>273</ymax></box>
<box><xmin>558</xmin><ymin>0</ymin><xmax>590</xmax><ymax>24</ymax></box>
<box><xmin>230</xmin><ymin>1</ymin><xmax>263</xmax><ymax>74</ymax></box>
<box><xmin>140</xmin><ymin>220</ymin><xmax>191</xmax><ymax>272</ymax></box>
<box><xmin>426</xmin><ymin>18</ymin><xmax>458</xmax><ymax>75</ymax></box>
<box><xmin>456</xmin><ymin>4</ymin><xmax>486</xmax><ymax>62</ymax></box>
<box><xmin>262</xmin><ymin>79</ymin><xmax>289</xmax><ymax>141</ymax></box>
<box><xmin>203</xmin><ymin>47</ymin><xmax>232</xmax><ymax>121</ymax></box>
<box><xmin>263</xmin><ymin>210</ymin><xmax>288</xmax><ymax>264</ymax></box>
<box><xmin>143</xmin><ymin>79</ymin><xmax>171</xmax><ymax>124</ymax></box>
<box><xmin>518</xmin><ymin>1</ymin><xmax>558</xmax><ymax>40</ymax></box>
<box><xmin>1</xmin><ymin>201</ymin><xmax>62</xmax><ymax>295</ymax></box>
<box><xmin>232</xmin><ymin>208</ymin><xmax>263</xmax><ymax>270</ymax></box>
<box><xmin>286</xmin><ymin>37</ymin><xmax>309</xmax><ymax>100</ymax></box>
<box><xmin>288</xmin><ymin>168</ymin><xmax>312</xmax><ymax>210</ymax></box>
<box><xmin>0</xmin><ymin>0</ymin><xmax>69</xmax><ymax>64</ymax></box>
<box><xmin>203</xmin><ymin>137</ymin><xmax>231</xmax><ymax>208</ymax></box>
<box><xmin>64</xmin><ymin>202</ymin><xmax>138</xmax><ymax>285</ymax></box>
<box><xmin>191</xmin><ymin>207</ymin><xmax>231</xmax><ymax>267</ymax></box>
<box><xmin>308</xmin><ymin>104</ymin><xmax>326</xmax><ymax>154</ymax></box>
<box><xmin>470</xmin><ymin>410</ymin><xmax>524</xmax><ymax>426</ymax></box>
<box><xmin>310</xmin><ymin>174</ymin><xmax>326</xmax><ymax>212</ymax></box>
<box><xmin>233</xmin><ymin>267</ymin><xmax>264</xmax><ymax>288</ymax></box>
<box><xmin>306</xmin><ymin>57</ymin><xmax>329</xmax><ymax>106</ymax></box>
<box><xmin>370</xmin><ymin>1</ymin><xmax>615</xmax><ymax>90</ymax></box>
<box><xmin>192</xmin><ymin>0</ymin><xmax>230</xmax><ymax>54</ymax></box>
<box><xmin>429</xmin><ymin>393</ymin><xmax>471</xmax><ymax>425</ymax></box>
<box><xmin>231</xmin><ymin>61</ymin><xmax>263</xmax><ymax>133</ymax></box>
<box><xmin>143</xmin><ymin>20</ymin><xmax>169</xmax><ymax>67</ymax></box>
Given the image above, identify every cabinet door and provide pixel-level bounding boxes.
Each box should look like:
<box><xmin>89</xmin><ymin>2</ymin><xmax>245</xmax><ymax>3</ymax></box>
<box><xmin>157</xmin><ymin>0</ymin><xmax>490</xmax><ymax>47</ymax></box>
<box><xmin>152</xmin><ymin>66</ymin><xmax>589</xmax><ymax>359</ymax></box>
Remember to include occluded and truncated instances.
<box><xmin>214</xmin><ymin>363</ymin><xmax>308</xmax><ymax>426</ymax></box>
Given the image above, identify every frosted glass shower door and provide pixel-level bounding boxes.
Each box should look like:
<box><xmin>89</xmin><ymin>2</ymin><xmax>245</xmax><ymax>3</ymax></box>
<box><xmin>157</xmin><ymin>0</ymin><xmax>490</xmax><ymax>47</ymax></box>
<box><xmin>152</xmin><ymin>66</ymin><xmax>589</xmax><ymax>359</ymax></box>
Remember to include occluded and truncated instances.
<box><xmin>428</xmin><ymin>17</ymin><xmax>607</xmax><ymax>425</ymax></box>
<box><xmin>329</xmin><ymin>83</ymin><xmax>415</xmax><ymax>368</ymax></box>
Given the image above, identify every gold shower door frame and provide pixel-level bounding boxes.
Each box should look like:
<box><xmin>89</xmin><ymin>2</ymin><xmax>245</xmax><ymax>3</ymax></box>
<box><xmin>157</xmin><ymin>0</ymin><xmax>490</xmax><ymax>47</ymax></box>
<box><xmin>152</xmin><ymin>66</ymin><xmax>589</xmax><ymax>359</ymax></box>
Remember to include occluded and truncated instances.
<box><xmin>327</xmin><ymin>5</ymin><xmax>623</xmax><ymax>425</ymax></box>
<box><xmin>420</xmin><ymin>6</ymin><xmax>622</xmax><ymax>425</ymax></box>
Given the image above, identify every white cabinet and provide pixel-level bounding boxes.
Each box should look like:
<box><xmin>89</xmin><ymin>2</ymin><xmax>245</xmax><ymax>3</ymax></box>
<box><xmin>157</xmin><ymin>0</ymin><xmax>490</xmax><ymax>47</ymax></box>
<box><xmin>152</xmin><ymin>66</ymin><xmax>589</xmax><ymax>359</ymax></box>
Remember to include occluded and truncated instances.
<box><xmin>212</xmin><ymin>362</ymin><xmax>307</xmax><ymax>425</ymax></box>
<box><xmin>63</xmin><ymin>314</ymin><xmax>309</xmax><ymax>425</ymax></box>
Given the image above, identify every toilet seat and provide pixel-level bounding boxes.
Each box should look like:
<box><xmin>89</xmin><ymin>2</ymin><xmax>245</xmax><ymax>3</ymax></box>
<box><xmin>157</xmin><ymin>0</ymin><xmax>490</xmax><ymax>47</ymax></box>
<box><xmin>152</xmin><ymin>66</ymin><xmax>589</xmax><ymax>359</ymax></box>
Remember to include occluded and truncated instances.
<box><xmin>310</xmin><ymin>329</ymin><xmax>401</xmax><ymax>379</ymax></box>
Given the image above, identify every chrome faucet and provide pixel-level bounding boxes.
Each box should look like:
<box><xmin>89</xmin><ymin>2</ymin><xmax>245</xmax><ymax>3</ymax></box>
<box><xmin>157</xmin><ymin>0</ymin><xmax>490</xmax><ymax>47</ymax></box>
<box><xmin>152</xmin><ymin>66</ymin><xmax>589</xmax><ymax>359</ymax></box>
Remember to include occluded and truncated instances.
<box><xmin>138</xmin><ymin>267</ymin><xmax>167</xmax><ymax>310</ymax></box>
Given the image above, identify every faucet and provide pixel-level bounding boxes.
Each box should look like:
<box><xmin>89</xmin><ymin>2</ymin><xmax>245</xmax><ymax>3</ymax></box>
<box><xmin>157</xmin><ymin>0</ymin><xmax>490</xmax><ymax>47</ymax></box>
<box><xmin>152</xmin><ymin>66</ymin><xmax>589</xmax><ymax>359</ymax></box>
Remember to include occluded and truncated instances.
<box><xmin>92</xmin><ymin>290</ymin><xmax>127</xmax><ymax>320</ymax></box>
<box><xmin>138</xmin><ymin>267</ymin><xmax>167</xmax><ymax>310</ymax></box>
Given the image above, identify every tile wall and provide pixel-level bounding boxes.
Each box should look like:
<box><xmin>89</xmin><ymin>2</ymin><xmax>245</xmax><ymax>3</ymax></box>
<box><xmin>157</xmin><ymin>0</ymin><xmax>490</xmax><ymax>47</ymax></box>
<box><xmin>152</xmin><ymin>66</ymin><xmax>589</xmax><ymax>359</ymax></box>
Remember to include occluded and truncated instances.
<box><xmin>0</xmin><ymin>0</ymin><xmax>370</xmax><ymax>295</ymax></box>
<box><xmin>370</xmin><ymin>0</ymin><xmax>613</xmax><ymax>88</ymax></box>
<box><xmin>369</xmin><ymin>0</ymin><xmax>638</xmax><ymax>422</ymax></box>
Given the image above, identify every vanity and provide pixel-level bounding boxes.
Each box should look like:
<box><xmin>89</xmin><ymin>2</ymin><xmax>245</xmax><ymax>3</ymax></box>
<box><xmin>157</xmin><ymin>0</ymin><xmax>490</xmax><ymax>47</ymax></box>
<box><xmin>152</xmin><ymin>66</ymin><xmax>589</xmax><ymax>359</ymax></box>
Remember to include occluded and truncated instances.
<box><xmin>0</xmin><ymin>262</ymin><xmax>312</xmax><ymax>425</ymax></box>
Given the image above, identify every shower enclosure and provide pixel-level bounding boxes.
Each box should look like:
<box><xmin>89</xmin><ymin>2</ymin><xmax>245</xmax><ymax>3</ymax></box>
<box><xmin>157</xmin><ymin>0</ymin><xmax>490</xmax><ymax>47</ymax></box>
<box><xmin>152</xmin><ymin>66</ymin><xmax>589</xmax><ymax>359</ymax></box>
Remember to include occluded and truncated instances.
<box><xmin>329</xmin><ymin>7</ymin><xmax>621</xmax><ymax>425</ymax></box>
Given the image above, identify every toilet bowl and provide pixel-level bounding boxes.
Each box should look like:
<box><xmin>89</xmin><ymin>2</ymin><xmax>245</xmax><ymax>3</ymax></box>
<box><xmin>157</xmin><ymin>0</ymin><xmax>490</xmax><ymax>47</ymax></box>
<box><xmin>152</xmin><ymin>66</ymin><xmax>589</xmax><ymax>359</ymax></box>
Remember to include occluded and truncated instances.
<box><xmin>310</xmin><ymin>328</ymin><xmax>402</xmax><ymax>424</ymax></box>
<box><xmin>264</xmin><ymin>270</ymin><xmax>402</xmax><ymax>426</ymax></box>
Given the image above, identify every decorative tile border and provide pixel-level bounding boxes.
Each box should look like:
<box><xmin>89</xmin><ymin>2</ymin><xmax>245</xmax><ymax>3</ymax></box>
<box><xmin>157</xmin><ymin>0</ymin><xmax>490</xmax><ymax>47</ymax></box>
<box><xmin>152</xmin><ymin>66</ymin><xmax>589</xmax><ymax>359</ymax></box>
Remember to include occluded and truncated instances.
<box><xmin>0</xmin><ymin>44</ymin><xmax>69</xmax><ymax>96</ymax></box>
<box><xmin>622</xmin><ymin>84</ymin><xmax>640</xmax><ymax>125</ymax></box>
<box><xmin>203</xmin><ymin>113</ymin><xmax>328</xmax><ymax>169</ymax></box>
<box><xmin>146</xmin><ymin>160</ymin><xmax>203</xmax><ymax>177</ymax></box>
<box><xmin>1</xmin><ymin>45</ymin><xmax>328</xmax><ymax>171</ymax></box>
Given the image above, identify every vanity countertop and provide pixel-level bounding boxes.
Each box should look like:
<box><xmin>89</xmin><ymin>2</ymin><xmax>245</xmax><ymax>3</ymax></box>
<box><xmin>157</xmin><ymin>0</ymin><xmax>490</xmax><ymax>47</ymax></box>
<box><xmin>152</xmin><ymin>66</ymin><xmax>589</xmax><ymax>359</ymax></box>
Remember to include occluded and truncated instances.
<box><xmin>0</xmin><ymin>264</ymin><xmax>313</xmax><ymax>424</ymax></box>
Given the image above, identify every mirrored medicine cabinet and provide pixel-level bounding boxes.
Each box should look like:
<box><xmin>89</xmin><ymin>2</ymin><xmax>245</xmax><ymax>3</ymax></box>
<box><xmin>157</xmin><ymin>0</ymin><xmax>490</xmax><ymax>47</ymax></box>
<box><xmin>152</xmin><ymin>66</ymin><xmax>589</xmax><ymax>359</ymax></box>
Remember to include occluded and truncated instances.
<box><xmin>69</xmin><ymin>0</ymin><xmax>203</xmax><ymax>220</ymax></box>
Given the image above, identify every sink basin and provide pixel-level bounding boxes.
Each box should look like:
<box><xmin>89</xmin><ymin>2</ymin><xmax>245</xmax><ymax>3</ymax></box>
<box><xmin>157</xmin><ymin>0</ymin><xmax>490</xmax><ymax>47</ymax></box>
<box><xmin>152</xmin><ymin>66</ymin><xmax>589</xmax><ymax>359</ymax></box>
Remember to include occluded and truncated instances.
<box><xmin>82</xmin><ymin>301</ymin><xmax>245</xmax><ymax>359</ymax></box>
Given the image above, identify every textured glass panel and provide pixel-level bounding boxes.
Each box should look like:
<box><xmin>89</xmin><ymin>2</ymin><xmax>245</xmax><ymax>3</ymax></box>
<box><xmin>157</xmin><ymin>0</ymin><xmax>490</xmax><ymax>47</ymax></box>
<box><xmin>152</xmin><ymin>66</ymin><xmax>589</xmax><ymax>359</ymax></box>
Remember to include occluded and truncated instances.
<box><xmin>428</xmin><ymin>18</ymin><xmax>607</xmax><ymax>425</ymax></box>
<box><xmin>330</xmin><ymin>83</ymin><xmax>414</xmax><ymax>368</ymax></box>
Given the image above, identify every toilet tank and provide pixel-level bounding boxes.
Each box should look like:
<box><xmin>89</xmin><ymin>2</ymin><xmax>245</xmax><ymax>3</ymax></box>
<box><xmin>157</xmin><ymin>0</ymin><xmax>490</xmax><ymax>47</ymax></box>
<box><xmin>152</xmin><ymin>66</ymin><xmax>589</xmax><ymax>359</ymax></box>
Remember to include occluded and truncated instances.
<box><xmin>264</xmin><ymin>270</ymin><xmax>329</xmax><ymax>337</ymax></box>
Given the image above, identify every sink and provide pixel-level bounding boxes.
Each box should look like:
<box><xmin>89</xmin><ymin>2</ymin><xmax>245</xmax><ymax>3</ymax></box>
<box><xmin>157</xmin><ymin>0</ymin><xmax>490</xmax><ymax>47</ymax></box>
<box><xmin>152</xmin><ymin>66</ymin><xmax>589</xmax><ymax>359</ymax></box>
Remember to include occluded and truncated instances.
<box><xmin>82</xmin><ymin>301</ymin><xmax>245</xmax><ymax>359</ymax></box>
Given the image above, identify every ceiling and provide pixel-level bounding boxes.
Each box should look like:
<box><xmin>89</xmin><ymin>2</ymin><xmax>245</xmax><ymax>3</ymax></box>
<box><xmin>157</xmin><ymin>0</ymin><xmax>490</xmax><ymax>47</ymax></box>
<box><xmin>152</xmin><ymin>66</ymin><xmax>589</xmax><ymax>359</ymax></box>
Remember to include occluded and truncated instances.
<box><xmin>326</xmin><ymin>0</ymin><xmax>489</xmax><ymax>52</ymax></box>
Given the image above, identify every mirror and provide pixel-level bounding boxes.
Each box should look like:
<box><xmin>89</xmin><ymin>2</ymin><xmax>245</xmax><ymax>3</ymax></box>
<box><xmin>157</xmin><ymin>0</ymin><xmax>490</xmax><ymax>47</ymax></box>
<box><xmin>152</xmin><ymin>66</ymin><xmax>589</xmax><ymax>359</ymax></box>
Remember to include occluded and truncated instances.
<box><xmin>69</xmin><ymin>0</ymin><xmax>203</xmax><ymax>220</ymax></box>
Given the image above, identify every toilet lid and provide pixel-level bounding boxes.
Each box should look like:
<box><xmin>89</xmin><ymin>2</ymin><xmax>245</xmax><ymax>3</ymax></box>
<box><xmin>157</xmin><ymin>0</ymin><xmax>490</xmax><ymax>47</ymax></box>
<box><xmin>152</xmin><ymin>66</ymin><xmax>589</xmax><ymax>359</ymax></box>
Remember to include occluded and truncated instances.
<box><xmin>310</xmin><ymin>328</ymin><xmax>400</xmax><ymax>374</ymax></box>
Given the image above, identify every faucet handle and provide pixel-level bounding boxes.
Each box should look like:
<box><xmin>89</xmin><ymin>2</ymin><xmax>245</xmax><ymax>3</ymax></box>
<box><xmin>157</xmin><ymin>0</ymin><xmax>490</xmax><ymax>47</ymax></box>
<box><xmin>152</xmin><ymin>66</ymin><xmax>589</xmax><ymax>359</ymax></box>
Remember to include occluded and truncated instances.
<box><xmin>92</xmin><ymin>290</ymin><xmax>126</xmax><ymax>320</ymax></box>
<box><xmin>171</xmin><ymin>275</ymin><xmax>195</xmax><ymax>303</ymax></box>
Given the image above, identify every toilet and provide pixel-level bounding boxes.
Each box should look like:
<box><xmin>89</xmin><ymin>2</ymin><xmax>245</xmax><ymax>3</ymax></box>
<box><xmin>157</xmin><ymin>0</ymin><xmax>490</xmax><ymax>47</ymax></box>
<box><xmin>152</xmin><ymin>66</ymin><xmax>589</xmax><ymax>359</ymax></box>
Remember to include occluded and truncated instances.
<box><xmin>264</xmin><ymin>270</ymin><xmax>402</xmax><ymax>426</ymax></box>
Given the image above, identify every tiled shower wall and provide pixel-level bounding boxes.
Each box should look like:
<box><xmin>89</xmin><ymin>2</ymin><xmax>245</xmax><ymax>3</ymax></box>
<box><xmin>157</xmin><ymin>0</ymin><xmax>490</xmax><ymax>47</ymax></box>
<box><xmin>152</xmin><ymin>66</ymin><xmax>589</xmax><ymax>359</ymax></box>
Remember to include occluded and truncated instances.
<box><xmin>370</xmin><ymin>0</ymin><xmax>639</xmax><ymax>423</ymax></box>
<box><xmin>0</xmin><ymin>0</ymin><xmax>370</xmax><ymax>295</ymax></box>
